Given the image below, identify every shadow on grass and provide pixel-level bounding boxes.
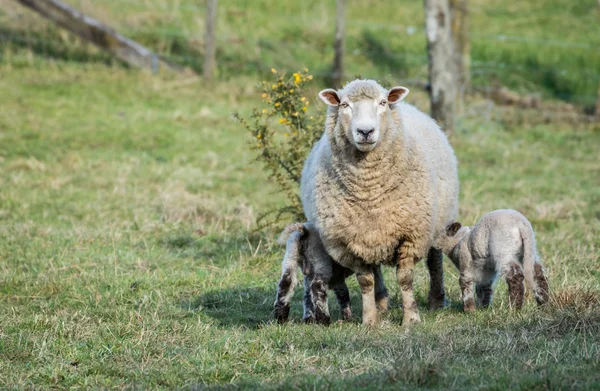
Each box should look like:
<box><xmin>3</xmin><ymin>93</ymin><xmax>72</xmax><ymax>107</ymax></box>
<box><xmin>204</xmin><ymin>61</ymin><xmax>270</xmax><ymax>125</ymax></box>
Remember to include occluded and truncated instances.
<box><xmin>160</xmin><ymin>231</ymin><xmax>263</xmax><ymax>268</ymax></box>
<box><xmin>182</xmin><ymin>286</ymin><xmax>275</xmax><ymax>328</ymax></box>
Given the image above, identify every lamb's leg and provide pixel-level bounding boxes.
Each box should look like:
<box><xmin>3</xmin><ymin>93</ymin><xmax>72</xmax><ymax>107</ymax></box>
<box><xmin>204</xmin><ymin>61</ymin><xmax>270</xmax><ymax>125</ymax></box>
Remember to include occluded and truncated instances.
<box><xmin>332</xmin><ymin>282</ymin><xmax>352</xmax><ymax>320</ymax></box>
<box><xmin>310</xmin><ymin>275</ymin><xmax>331</xmax><ymax>325</ymax></box>
<box><xmin>533</xmin><ymin>263</ymin><xmax>549</xmax><ymax>306</ymax></box>
<box><xmin>356</xmin><ymin>269</ymin><xmax>378</xmax><ymax>326</ymax></box>
<box><xmin>302</xmin><ymin>276</ymin><xmax>315</xmax><ymax>323</ymax></box>
<box><xmin>396</xmin><ymin>253</ymin><xmax>421</xmax><ymax>325</ymax></box>
<box><xmin>374</xmin><ymin>265</ymin><xmax>389</xmax><ymax>312</ymax></box>
<box><xmin>459</xmin><ymin>269</ymin><xmax>476</xmax><ymax>312</ymax></box>
<box><xmin>475</xmin><ymin>279</ymin><xmax>495</xmax><ymax>308</ymax></box>
<box><xmin>426</xmin><ymin>247</ymin><xmax>447</xmax><ymax>310</ymax></box>
<box><xmin>504</xmin><ymin>262</ymin><xmax>525</xmax><ymax>309</ymax></box>
<box><xmin>274</xmin><ymin>267</ymin><xmax>296</xmax><ymax>322</ymax></box>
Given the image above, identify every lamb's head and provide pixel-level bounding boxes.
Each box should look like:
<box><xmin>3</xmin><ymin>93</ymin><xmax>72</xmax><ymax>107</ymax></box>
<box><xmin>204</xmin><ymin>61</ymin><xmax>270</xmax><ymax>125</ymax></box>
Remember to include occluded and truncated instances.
<box><xmin>440</xmin><ymin>222</ymin><xmax>471</xmax><ymax>255</ymax></box>
<box><xmin>318</xmin><ymin>80</ymin><xmax>409</xmax><ymax>152</ymax></box>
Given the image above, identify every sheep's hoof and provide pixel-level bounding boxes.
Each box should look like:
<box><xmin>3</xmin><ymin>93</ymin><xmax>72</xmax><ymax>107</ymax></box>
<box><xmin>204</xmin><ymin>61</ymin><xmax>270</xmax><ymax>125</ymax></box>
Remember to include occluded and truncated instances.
<box><xmin>428</xmin><ymin>294</ymin><xmax>447</xmax><ymax>310</ymax></box>
<box><xmin>361</xmin><ymin>313</ymin><xmax>379</xmax><ymax>326</ymax></box>
<box><xmin>463</xmin><ymin>300</ymin><xmax>476</xmax><ymax>313</ymax></box>
<box><xmin>376</xmin><ymin>296</ymin><xmax>390</xmax><ymax>312</ymax></box>
<box><xmin>302</xmin><ymin>315</ymin><xmax>315</xmax><ymax>324</ymax></box>
<box><xmin>402</xmin><ymin>311</ymin><xmax>421</xmax><ymax>325</ymax></box>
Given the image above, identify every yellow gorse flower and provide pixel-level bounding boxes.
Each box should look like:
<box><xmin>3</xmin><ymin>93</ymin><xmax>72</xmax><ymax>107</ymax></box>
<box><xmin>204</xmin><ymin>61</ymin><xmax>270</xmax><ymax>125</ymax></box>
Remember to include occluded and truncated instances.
<box><xmin>271</xmin><ymin>68</ymin><xmax>277</xmax><ymax>73</ymax></box>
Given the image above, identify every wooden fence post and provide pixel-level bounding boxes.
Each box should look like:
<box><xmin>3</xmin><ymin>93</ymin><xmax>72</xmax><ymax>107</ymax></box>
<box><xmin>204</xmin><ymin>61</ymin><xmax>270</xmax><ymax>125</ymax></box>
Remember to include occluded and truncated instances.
<box><xmin>331</xmin><ymin>0</ymin><xmax>345</xmax><ymax>88</ymax></box>
<box><xmin>424</xmin><ymin>0</ymin><xmax>457</xmax><ymax>135</ymax></box>
<box><xmin>203</xmin><ymin>0</ymin><xmax>218</xmax><ymax>81</ymax></box>
<box><xmin>450</xmin><ymin>0</ymin><xmax>470</xmax><ymax>111</ymax></box>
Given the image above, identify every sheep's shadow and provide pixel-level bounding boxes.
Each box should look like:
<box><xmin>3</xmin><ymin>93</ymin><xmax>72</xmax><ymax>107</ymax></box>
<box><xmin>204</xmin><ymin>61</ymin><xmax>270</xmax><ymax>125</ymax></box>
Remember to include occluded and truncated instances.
<box><xmin>181</xmin><ymin>284</ymin><xmax>381</xmax><ymax>327</ymax></box>
<box><xmin>181</xmin><ymin>286</ymin><xmax>278</xmax><ymax>328</ymax></box>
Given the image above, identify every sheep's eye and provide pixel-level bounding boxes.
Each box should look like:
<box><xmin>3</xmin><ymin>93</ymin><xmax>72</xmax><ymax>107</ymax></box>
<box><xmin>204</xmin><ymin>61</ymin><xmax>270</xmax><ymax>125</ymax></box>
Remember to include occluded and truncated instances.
<box><xmin>380</xmin><ymin>100</ymin><xmax>387</xmax><ymax>106</ymax></box>
<box><xmin>340</xmin><ymin>102</ymin><xmax>349</xmax><ymax>108</ymax></box>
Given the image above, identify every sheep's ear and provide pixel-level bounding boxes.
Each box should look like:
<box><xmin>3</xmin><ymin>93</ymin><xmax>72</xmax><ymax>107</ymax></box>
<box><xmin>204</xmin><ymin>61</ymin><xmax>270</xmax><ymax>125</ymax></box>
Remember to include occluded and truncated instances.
<box><xmin>446</xmin><ymin>222</ymin><xmax>462</xmax><ymax>237</ymax></box>
<box><xmin>318</xmin><ymin>89</ymin><xmax>340</xmax><ymax>106</ymax></box>
<box><xmin>387</xmin><ymin>86</ymin><xmax>409</xmax><ymax>104</ymax></box>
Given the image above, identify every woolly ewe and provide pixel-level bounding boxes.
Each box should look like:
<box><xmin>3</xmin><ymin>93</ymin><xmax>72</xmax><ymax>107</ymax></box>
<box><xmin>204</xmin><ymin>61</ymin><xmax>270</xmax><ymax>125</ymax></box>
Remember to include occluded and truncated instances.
<box><xmin>301</xmin><ymin>79</ymin><xmax>459</xmax><ymax>325</ymax></box>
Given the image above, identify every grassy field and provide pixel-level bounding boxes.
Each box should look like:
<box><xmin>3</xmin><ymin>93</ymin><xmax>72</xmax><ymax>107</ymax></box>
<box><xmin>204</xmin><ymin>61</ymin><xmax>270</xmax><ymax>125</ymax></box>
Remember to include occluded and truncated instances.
<box><xmin>1</xmin><ymin>0</ymin><xmax>600</xmax><ymax>389</ymax></box>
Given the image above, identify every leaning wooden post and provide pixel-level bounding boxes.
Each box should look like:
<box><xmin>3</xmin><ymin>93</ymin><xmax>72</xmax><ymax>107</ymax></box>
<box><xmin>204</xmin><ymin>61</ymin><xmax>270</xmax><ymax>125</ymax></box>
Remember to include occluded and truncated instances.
<box><xmin>203</xmin><ymin>0</ymin><xmax>218</xmax><ymax>81</ymax></box>
<box><xmin>424</xmin><ymin>0</ymin><xmax>457</xmax><ymax>135</ymax></box>
<box><xmin>331</xmin><ymin>0</ymin><xmax>345</xmax><ymax>88</ymax></box>
<box><xmin>13</xmin><ymin>0</ymin><xmax>180</xmax><ymax>72</ymax></box>
<box><xmin>450</xmin><ymin>0</ymin><xmax>470</xmax><ymax>112</ymax></box>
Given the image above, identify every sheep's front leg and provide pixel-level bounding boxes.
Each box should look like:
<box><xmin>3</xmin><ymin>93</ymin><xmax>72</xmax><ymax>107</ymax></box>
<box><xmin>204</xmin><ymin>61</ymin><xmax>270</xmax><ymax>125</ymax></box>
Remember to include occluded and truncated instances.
<box><xmin>426</xmin><ymin>247</ymin><xmax>447</xmax><ymax>310</ymax></box>
<box><xmin>504</xmin><ymin>262</ymin><xmax>525</xmax><ymax>309</ymax></box>
<box><xmin>396</xmin><ymin>254</ymin><xmax>421</xmax><ymax>325</ymax></box>
<box><xmin>356</xmin><ymin>270</ymin><xmax>378</xmax><ymax>326</ymax></box>
<box><xmin>332</xmin><ymin>282</ymin><xmax>352</xmax><ymax>320</ymax></box>
<box><xmin>374</xmin><ymin>265</ymin><xmax>389</xmax><ymax>312</ymax></box>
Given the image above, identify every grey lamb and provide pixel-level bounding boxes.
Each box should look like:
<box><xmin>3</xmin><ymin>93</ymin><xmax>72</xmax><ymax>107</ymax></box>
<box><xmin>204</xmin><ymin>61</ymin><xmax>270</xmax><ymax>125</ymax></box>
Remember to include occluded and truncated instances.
<box><xmin>441</xmin><ymin>209</ymin><xmax>550</xmax><ymax>311</ymax></box>
<box><xmin>273</xmin><ymin>222</ymin><xmax>388</xmax><ymax>324</ymax></box>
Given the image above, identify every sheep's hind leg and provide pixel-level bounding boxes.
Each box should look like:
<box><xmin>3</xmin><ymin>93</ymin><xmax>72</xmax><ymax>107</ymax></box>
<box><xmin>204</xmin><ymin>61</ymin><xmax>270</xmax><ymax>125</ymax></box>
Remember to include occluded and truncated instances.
<box><xmin>356</xmin><ymin>269</ymin><xmax>378</xmax><ymax>326</ymax></box>
<box><xmin>332</xmin><ymin>282</ymin><xmax>352</xmax><ymax>320</ymax></box>
<box><xmin>533</xmin><ymin>263</ymin><xmax>550</xmax><ymax>306</ymax></box>
<box><xmin>302</xmin><ymin>276</ymin><xmax>315</xmax><ymax>323</ymax></box>
<box><xmin>274</xmin><ymin>268</ymin><xmax>296</xmax><ymax>323</ymax></box>
<box><xmin>397</xmin><ymin>252</ymin><xmax>421</xmax><ymax>325</ymax></box>
<box><xmin>504</xmin><ymin>262</ymin><xmax>525</xmax><ymax>310</ymax></box>
<box><xmin>310</xmin><ymin>275</ymin><xmax>331</xmax><ymax>325</ymax></box>
<box><xmin>475</xmin><ymin>280</ymin><xmax>495</xmax><ymax>308</ymax></box>
<box><xmin>374</xmin><ymin>265</ymin><xmax>389</xmax><ymax>312</ymax></box>
<box><xmin>426</xmin><ymin>247</ymin><xmax>447</xmax><ymax>310</ymax></box>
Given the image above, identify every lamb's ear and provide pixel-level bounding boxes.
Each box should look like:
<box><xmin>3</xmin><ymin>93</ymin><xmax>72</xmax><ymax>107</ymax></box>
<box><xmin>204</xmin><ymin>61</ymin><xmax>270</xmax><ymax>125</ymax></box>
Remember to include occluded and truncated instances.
<box><xmin>318</xmin><ymin>89</ymin><xmax>340</xmax><ymax>106</ymax></box>
<box><xmin>387</xmin><ymin>86</ymin><xmax>409</xmax><ymax>104</ymax></box>
<box><xmin>446</xmin><ymin>222</ymin><xmax>462</xmax><ymax>237</ymax></box>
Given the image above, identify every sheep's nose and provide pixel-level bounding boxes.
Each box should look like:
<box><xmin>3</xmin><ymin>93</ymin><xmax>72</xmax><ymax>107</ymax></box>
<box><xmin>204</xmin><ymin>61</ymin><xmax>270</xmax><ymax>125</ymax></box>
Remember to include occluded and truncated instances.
<box><xmin>357</xmin><ymin>128</ymin><xmax>375</xmax><ymax>138</ymax></box>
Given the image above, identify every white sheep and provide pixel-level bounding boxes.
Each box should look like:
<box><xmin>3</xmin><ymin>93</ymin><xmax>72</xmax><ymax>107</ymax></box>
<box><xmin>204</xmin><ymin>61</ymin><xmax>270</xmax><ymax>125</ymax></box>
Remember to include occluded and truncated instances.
<box><xmin>440</xmin><ymin>210</ymin><xmax>550</xmax><ymax>311</ymax></box>
<box><xmin>301</xmin><ymin>79</ymin><xmax>459</xmax><ymax>325</ymax></box>
<box><xmin>274</xmin><ymin>222</ymin><xmax>388</xmax><ymax>324</ymax></box>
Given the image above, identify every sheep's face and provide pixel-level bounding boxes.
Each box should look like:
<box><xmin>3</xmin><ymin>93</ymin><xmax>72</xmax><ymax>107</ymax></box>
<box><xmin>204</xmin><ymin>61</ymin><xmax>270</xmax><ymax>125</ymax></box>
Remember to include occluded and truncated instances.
<box><xmin>319</xmin><ymin>84</ymin><xmax>409</xmax><ymax>152</ymax></box>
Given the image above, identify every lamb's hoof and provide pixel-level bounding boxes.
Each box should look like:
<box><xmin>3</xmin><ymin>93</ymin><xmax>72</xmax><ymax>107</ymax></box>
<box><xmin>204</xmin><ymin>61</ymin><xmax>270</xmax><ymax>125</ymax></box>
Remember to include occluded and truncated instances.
<box><xmin>313</xmin><ymin>310</ymin><xmax>331</xmax><ymax>325</ymax></box>
<box><xmin>463</xmin><ymin>301</ymin><xmax>476</xmax><ymax>313</ymax></box>
<box><xmin>402</xmin><ymin>311</ymin><xmax>421</xmax><ymax>326</ymax></box>
<box><xmin>341</xmin><ymin>307</ymin><xmax>353</xmax><ymax>321</ymax></box>
<box><xmin>302</xmin><ymin>315</ymin><xmax>315</xmax><ymax>324</ymax></box>
<box><xmin>274</xmin><ymin>305</ymin><xmax>290</xmax><ymax>323</ymax></box>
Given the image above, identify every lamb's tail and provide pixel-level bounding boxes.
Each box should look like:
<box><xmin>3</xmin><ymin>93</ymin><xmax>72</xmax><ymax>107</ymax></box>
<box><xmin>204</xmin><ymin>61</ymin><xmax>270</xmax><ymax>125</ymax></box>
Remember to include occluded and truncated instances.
<box><xmin>277</xmin><ymin>222</ymin><xmax>307</xmax><ymax>246</ymax></box>
<box><xmin>274</xmin><ymin>223</ymin><xmax>307</xmax><ymax>322</ymax></box>
<box><xmin>521</xmin><ymin>223</ymin><xmax>550</xmax><ymax>306</ymax></box>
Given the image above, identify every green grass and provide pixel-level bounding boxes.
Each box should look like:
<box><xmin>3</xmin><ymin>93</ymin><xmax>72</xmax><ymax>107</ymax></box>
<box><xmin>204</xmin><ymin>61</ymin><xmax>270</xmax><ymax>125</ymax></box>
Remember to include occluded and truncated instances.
<box><xmin>1</xmin><ymin>0</ymin><xmax>600</xmax><ymax>389</ymax></box>
<box><xmin>1</xmin><ymin>0</ymin><xmax>599</xmax><ymax>107</ymax></box>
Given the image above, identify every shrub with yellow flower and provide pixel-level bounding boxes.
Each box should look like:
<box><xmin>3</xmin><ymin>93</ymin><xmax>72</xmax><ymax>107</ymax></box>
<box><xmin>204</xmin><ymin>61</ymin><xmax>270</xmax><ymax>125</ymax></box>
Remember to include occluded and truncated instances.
<box><xmin>234</xmin><ymin>68</ymin><xmax>323</xmax><ymax>229</ymax></box>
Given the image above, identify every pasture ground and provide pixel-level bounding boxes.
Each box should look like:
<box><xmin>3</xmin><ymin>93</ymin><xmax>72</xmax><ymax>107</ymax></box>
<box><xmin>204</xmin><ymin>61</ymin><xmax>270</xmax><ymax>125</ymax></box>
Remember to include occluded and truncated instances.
<box><xmin>0</xmin><ymin>0</ymin><xmax>599</xmax><ymax>389</ymax></box>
